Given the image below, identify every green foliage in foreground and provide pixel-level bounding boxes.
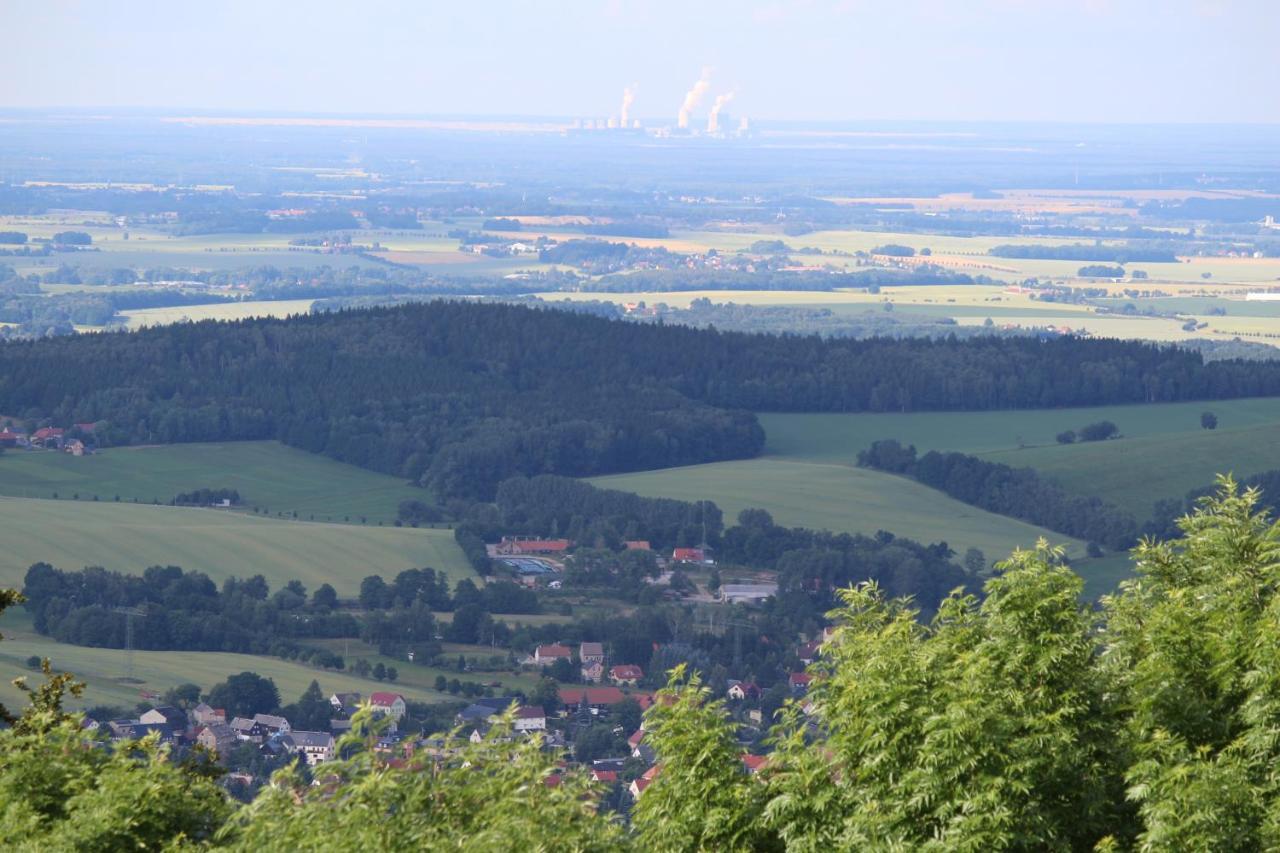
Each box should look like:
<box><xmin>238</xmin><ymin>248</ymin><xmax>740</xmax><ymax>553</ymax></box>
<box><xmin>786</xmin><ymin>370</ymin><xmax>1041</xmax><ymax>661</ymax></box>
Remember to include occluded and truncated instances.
<box><xmin>9</xmin><ymin>478</ymin><xmax>1280</xmax><ymax>849</ymax></box>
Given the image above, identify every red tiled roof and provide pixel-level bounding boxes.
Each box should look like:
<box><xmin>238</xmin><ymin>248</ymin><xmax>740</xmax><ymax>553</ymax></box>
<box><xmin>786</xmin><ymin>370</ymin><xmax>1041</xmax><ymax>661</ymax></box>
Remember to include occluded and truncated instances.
<box><xmin>789</xmin><ymin>673</ymin><xmax>813</xmax><ymax>686</ymax></box>
<box><xmin>370</xmin><ymin>692</ymin><xmax>404</xmax><ymax>706</ymax></box>
<box><xmin>535</xmin><ymin>643</ymin><xmax>572</xmax><ymax>659</ymax></box>
<box><xmin>741</xmin><ymin>753</ymin><xmax>769</xmax><ymax>773</ymax></box>
<box><xmin>624</xmin><ymin>541</ymin><xmax>651</xmax><ymax>551</ymax></box>
<box><xmin>33</xmin><ymin>427</ymin><xmax>64</xmax><ymax>439</ymax></box>
<box><xmin>515</xmin><ymin>539</ymin><xmax>571</xmax><ymax>553</ymax></box>
<box><xmin>592</xmin><ymin>770</ymin><xmax>618</xmax><ymax>783</ymax></box>
<box><xmin>672</xmin><ymin>548</ymin><xmax>704</xmax><ymax>561</ymax></box>
<box><xmin>610</xmin><ymin>665</ymin><xmax>644</xmax><ymax>681</ymax></box>
<box><xmin>627</xmin><ymin>729</ymin><xmax>645</xmax><ymax>748</ymax></box>
<box><xmin>516</xmin><ymin>705</ymin><xmax>545</xmax><ymax>719</ymax></box>
<box><xmin>558</xmin><ymin>686</ymin><xmax>626</xmax><ymax>707</ymax></box>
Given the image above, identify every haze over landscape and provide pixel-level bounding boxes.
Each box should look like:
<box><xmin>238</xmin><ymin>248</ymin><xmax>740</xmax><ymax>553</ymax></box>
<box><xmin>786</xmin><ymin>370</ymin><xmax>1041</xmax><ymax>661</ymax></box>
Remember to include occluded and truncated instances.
<box><xmin>3</xmin><ymin>2</ymin><xmax>1280</xmax><ymax>850</ymax></box>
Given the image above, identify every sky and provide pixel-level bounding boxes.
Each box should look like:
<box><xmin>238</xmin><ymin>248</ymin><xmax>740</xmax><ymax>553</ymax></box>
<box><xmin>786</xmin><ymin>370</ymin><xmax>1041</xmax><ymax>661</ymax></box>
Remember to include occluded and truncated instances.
<box><xmin>3</xmin><ymin>0</ymin><xmax>1278</xmax><ymax>124</ymax></box>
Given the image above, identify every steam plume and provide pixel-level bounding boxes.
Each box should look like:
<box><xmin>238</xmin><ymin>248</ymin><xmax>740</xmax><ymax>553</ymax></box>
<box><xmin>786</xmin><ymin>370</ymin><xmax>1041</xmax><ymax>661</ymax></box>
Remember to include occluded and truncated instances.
<box><xmin>707</xmin><ymin>91</ymin><xmax>735</xmax><ymax>134</ymax></box>
<box><xmin>677</xmin><ymin>68</ymin><xmax>712</xmax><ymax>129</ymax></box>
<box><xmin>620</xmin><ymin>85</ymin><xmax>636</xmax><ymax>127</ymax></box>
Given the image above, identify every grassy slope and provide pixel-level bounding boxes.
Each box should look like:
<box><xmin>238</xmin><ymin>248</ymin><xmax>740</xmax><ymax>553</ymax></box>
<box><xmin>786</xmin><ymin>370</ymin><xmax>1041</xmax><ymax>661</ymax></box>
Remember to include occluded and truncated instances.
<box><xmin>0</xmin><ymin>610</ymin><xmax>454</xmax><ymax>712</ymax></box>
<box><xmin>0</xmin><ymin>441</ymin><xmax>427</xmax><ymax>525</ymax></box>
<box><xmin>758</xmin><ymin>398</ymin><xmax>1280</xmax><ymax>461</ymax></box>
<box><xmin>979</xmin><ymin>423</ymin><xmax>1280</xmax><ymax>519</ymax></box>
<box><xmin>589</xmin><ymin>458</ymin><xmax>1087</xmax><ymax>562</ymax></box>
<box><xmin>0</xmin><ymin>497</ymin><xmax>473</xmax><ymax>595</ymax></box>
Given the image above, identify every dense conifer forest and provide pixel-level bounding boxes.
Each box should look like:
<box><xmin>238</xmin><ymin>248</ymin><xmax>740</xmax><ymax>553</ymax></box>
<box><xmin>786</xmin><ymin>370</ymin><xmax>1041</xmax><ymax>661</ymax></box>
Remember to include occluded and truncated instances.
<box><xmin>3</xmin><ymin>301</ymin><xmax>1279</xmax><ymax>500</ymax></box>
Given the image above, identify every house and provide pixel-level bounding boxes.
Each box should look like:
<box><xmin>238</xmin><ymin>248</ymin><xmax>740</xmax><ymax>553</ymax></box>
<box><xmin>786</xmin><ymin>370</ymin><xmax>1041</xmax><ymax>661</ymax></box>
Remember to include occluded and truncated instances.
<box><xmin>330</xmin><ymin>692</ymin><xmax>361</xmax><ymax>716</ymax></box>
<box><xmin>140</xmin><ymin>705</ymin><xmax>186</xmax><ymax>729</ymax></box>
<box><xmin>497</xmin><ymin>537</ymin><xmax>573</xmax><ymax>556</ymax></box>
<box><xmin>253</xmin><ymin>713</ymin><xmax>291</xmax><ymax>736</ymax></box>
<box><xmin>230</xmin><ymin>717</ymin><xmax>268</xmax><ymax>743</ymax></box>
<box><xmin>64</xmin><ymin>439</ymin><xmax>87</xmax><ymax>456</ymax></box>
<box><xmin>31</xmin><ymin>427</ymin><xmax>64</xmax><ymax>448</ymax></box>
<box><xmin>0</xmin><ymin>430</ymin><xmax>22</xmax><ymax>448</ymax></box>
<box><xmin>609</xmin><ymin>665</ymin><xmax>644</xmax><ymax>687</ymax></box>
<box><xmin>788</xmin><ymin>672</ymin><xmax>813</xmax><ymax>693</ymax></box>
<box><xmin>370</xmin><ymin>692</ymin><xmax>407</xmax><ymax>722</ymax></box>
<box><xmin>741</xmin><ymin>753</ymin><xmax>769</xmax><ymax>775</ymax></box>
<box><xmin>191</xmin><ymin>702</ymin><xmax>226</xmax><ymax>727</ymax></box>
<box><xmin>630</xmin><ymin>764</ymin><xmax>661</xmax><ymax>798</ymax></box>
<box><xmin>592</xmin><ymin>769</ymin><xmax>619</xmax><ymax>784</ymax></box>
<box><xmin>581</xmin><ymin>659</ymin><xmax>605</xmax><ymax>684</ymax></box>
<box><xmin>628</xmin><ymin>729</ymin><xmax>655</xmax><ymax>763</ymax></box>
<box><xmin>284</xmin><ymin>730</ymin><xmax>336</xmax><ymax>766</ymax></box>
<box><xmin>579</xmin><ymin>642</ymin><xmax>605</xmax><ymax>665</ymax></box>
<box><xmin>727</xmin><ymin>681</ymin><xmax>761</xmax><ymax>701</ymax></box>
<box><xmin>797</xmin><ymin>640</ymin><xmax>822</xmax><ymax>666</ymax></box>
<box><xmin>196</xmin><ymin>723</ymin><xmax>237</xmax><ymax>756</ymax></box>
<box><xmin>73</xmin><ymin>422</ymin><xmax>97</xmax><ymax>434</ymax></box>
<box><xmin>109</xmin><ymin>719</ymin><xmax>177</xmax><ymax>743</ymax></box>
<box><xmin>558</xmin><ymin>686</ymin><xmax>626</xmax><ymax>714</ymax></box>
<box><xmin>533</xmin><ymin>643</ymin><xmax>572</xmax><ymax>666</ymax></box>
<box><xmin>624</xmin><ymin>541</ymin><xmax>651</xmax><ymax>551</ymax></box>
<box><xmin>671</xmin><ymin>547</ymin><xmax>707</xmax><ymax>564</ymax></box>
<box><xmin>456</xmin><ymin>696</ymin><xmax>519</xmax><ymax>725</ymax></box>
<box><xmin>514</xmin><ymin>705</ymin><xmax>547</xmax><ymax>732</ymax></box>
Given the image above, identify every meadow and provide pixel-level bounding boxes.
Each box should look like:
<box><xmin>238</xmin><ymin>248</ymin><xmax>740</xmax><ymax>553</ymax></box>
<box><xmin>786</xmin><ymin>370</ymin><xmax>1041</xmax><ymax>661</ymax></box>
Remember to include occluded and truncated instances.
<box><xmin>588</xmin><ymin>458</ymin><xmax>1088</xmax><ymax>563</ymax></box>
<box><xmin>0</xmin><ymin>441</ymin><xmax>430</xmax><ymax>523</ymax></box>
<box><xmin>757</xmin><ymin>397</ymin><xmax>1280</xmax><ymax>460</ymax></box>
<box><xmin>0</xmin><ymin>609</ymin><xmax>454</xmax><ymax>713</ymax></box>
<box><xmin>0</xmin><ymin>497</ymin><xmax>472</xmax><ymax>595</ymax></box>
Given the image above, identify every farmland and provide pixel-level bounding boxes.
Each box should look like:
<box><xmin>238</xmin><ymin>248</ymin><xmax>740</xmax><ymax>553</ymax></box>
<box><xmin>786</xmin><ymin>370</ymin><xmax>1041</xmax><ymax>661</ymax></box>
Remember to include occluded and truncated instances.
<box><xmin>757</xmin><ymin>397</ymin><xmax>1280</xmax><ymax>460</ymax></box>
<box><xmin>589</xmin><ymin>457</ymin><xmax>1089</xmax><ymax>562</ymax></box>
<box><xmin>0</xmin><ymin>497</ymin><xmax>472</xmax><ymax>595</ymax></box>
<box><xmin>0</xmin><ymin>440</ymin><xmax>430</xmax><ymax>524</ymax></box>
<box><xmin>0</xmin><ymin>609</ymin><xmax>454</xmax><ymax>712</ymax></box>
<box><xmin>756</xmin><ymin>398</ymin><xmax>1280</xmax><ymax>521</ymax></box>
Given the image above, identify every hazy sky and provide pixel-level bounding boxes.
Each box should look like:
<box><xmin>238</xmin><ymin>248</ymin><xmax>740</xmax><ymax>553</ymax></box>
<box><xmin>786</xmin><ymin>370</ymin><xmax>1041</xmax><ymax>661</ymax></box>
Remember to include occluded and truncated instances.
<box><xmin>4</xmin><ymin>0</ymin><xmax>1277</xmax><ymax>123</ymax></box>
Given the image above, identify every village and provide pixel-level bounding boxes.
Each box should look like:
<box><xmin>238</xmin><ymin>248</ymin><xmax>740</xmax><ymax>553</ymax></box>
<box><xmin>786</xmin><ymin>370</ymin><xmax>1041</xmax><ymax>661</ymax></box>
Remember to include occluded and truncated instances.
<box><xmin>89</xmin><ymin>626</ymin><xmax>828</xmax><ymax>807</ymax></box>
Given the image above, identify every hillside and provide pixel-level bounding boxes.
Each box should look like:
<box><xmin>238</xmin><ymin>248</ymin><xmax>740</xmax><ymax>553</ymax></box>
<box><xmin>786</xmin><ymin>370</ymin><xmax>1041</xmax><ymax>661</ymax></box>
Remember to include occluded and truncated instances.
<box><xmin>3</xmin><ymin>301</ymin><xmax>1280</xmax><ymax>502</ymax></box>
<box><xmin>0</xmin><ymin>440</ymin><xmax>429</xmax><ymax>525</ymax></box>
<box><xmin>0</xmin><ymin>497</ymin><xmax>472</xmax><ymax>594</ymax></box>
<box><xmin>588</xmin><ymin>458</ymin><xmax>1089</xmax><ymax>562</ymax></box>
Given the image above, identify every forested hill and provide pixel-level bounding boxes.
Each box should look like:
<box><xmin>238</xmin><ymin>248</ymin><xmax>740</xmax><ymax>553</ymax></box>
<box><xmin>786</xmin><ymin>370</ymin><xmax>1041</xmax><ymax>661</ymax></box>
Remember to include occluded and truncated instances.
<box><xmin>2</xmin><ymin>301</ymin><xmax>1279</xmax><ymax>500</ymax></box>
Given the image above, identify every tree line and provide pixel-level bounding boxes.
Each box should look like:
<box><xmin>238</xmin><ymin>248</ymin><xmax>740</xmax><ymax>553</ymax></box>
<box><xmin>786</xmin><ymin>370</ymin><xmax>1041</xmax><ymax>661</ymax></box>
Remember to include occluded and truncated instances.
<box><xmin>858</xmin><ymin>439</ymin><xmax>1139</xmax><ymax>550</ymax></box>
<box><xmin>3</xmin><ymin>302</ymin><xmax>1280</xmax><ymax>501</ymax></box>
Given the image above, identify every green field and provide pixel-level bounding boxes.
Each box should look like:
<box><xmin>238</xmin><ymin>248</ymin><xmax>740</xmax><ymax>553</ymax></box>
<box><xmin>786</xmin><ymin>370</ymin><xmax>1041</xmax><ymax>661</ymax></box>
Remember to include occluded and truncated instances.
<box><xmin>589</xmin><ymin>458</ymin><xmax>1087</xmax><ymax>562</ymax></box>
<box><xmin>0</xmin><ymin>497</ymin><xmax>472</xmax><ymax>595</ymax></box>
<box><xmin>980</xmin><ymin>422</ymin><xmax>1280</xmax><ymax>519</ymax></box>
<box><xmin>758</xmin><ymin>397</ymin><xmax>1280</xmax><ymax>460</ymax></box>
<box><xmin>0</xmin><ymin>610</ymin><xmax>454</xmax><ymax>713</ymax></box>
<box><xmin>0</xmin><ymin>441</ymin><xmax>428</xmax><ymax>524</ymax></box>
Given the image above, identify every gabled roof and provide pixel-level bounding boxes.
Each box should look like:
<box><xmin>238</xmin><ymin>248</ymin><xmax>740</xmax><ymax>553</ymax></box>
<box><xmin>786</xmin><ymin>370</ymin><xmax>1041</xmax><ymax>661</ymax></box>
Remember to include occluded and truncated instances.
<box><xmin>579</xmin><ymin>642</ymin><xmax>604</xmax><ymax>657</ymax></box>
<box><xmin>515</xmin><ymin>705</ymin><xmax>546</xmax><ymax>719</ymax></box>
<box><xmin>229</xmin><ymin>716</ymin><xmax>258</xmax><ymax>732</ymax></box>
<box><xmin>592</xmin><ymin>769</ymin><xmax>618</xmax><ymax>783</ymax></box>
<box><xmin>369</xmin><ymin>691</ymin><xmax>404</xmax><ymax>706</ymax></box>
<box><xmin>535</xmin><ymin>643</ymin><xmax>572</xmax><ymax>659</ymax></box>
<box><xmin>741</xmin><ymin>753</ymin><xmax>769</xmax><ymax>773</ymax></box>
<box><xmin>672</xmin><ymin>547</ymin><xmax>705</xmax><ymax>561</ymax></box>
<box><xmin>627</xmin><ymin>729</ymin><xmax>646</xmax><ymax>748</ymax></box>
<box><xmin>287</xmin><ymin>730</ymin><xmax>335</xmax><ymax>749</ymax></box>
<box><xmin>624</xmin><ymin>540</ymin><xmax>651</xmax><ymax>551</ymax></box>
<box><xmin>610</xmin><ymin>664</ymin><xmax>644</xmax><ymax>680</ymax></box>
<box><xmin>559</xmin><ymin>686</ymin><xmax>626</xmax><ymax>706</ymax></box>
<box><xmin>253</xmin><ymin>713</ymin><xmax>289</xmax><ymax>729</ymax></box>
<box><xmin>789</xmin><ymin>672</ymin><xmax>813</xmax><ymax>687</ymax></box>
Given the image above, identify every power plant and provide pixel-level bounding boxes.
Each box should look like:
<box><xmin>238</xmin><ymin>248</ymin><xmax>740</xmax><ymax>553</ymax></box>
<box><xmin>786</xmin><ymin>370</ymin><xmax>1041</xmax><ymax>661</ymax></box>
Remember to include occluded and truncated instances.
<box><xmin>567</xmin><ymin>70</ymin><xmax>753</xmax><ymax>139</ymax></box>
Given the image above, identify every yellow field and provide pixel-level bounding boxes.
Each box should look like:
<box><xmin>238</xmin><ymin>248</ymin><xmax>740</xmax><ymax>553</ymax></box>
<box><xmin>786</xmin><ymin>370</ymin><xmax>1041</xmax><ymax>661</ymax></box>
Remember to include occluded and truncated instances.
<box><xmin>122</xmin><ymin>299</ymin><xmax>315</xmax><ymax>328</ymax></box>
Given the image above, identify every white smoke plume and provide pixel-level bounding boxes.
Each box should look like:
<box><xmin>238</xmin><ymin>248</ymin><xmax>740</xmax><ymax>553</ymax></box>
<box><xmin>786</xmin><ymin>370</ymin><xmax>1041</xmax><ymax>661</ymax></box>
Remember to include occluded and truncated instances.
<box><xmin>620</xmin><ymin>85</ymin><xmax>636</xmax><ymax>127</ymax></box>
<box><xmin>677</xmin><ymin>68</ymin><xmax>712</xmax><ymax>129</ymax></box>
<box><xmin>707</xmin><ymin>91</ymin><xmax>735</xmax><ymax>134</ymax></box>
